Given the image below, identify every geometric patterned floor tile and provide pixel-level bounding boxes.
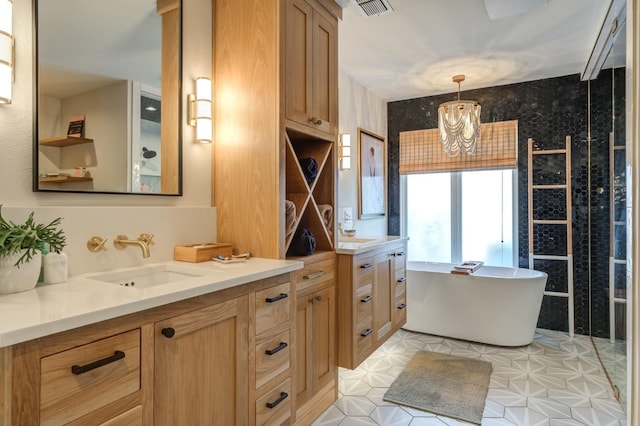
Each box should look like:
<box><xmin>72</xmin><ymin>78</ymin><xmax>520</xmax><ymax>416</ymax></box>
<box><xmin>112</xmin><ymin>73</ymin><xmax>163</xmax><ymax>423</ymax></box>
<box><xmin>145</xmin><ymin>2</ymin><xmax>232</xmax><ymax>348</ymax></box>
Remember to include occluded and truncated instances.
<box><xmin>311</xmin><ymin>329</ymin><xmax>626</xmax><ymax>426</ymax></box>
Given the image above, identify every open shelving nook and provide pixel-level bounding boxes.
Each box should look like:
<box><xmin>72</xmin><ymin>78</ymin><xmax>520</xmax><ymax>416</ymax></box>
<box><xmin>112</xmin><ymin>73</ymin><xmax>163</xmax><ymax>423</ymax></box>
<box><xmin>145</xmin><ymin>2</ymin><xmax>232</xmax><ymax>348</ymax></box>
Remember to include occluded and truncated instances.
<box><xmin>285</xmin><ymin>127</ymin><xmax>335</xmax><ymax>257</ymax></box>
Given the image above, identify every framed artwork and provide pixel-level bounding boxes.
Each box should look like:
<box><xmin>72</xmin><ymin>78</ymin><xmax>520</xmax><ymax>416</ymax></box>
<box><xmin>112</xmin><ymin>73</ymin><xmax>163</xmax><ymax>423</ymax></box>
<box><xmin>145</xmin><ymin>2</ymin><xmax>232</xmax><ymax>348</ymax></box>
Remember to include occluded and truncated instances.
<box><xmin>358</xmin><ymin>128</ymin><xmax>387</xmax><ymax>219</ymax></box>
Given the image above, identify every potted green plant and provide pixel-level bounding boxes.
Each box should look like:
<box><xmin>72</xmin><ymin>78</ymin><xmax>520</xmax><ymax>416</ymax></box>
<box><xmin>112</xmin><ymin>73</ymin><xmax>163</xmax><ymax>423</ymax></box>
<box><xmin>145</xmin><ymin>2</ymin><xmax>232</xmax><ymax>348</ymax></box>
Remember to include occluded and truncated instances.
<box><xmin>0</xmin><ymin>205</ymin><xmax>66</xmax><ymax>294</ymax></box>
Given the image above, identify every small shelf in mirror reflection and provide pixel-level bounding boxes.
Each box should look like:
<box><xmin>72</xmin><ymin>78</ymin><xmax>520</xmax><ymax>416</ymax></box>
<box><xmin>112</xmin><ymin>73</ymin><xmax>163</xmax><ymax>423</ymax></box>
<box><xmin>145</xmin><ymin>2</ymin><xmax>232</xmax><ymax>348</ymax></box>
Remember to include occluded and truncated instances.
<box><xmin>39</xmin><ymin>136</ymin><xmax>94</xmax><ymax>147</ymax></box>
<box><xmin>39</xmin><ymin>176</ymin><xmax>93</xmax><ymax>183</ymax></box>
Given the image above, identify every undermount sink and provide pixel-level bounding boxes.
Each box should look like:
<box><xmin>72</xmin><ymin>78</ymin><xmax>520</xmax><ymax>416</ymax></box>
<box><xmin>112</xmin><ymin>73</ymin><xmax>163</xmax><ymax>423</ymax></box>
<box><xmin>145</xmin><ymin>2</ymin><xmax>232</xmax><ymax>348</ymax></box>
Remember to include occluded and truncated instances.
<box><xmin>338</xmin><ymin>237</ymin><xmax>379</xmax><ymax>244</ymax></box>
<box><xmin>86</xmin><ymin>264</ymin><xmax>211</xmax><ymax>288</ymax></box>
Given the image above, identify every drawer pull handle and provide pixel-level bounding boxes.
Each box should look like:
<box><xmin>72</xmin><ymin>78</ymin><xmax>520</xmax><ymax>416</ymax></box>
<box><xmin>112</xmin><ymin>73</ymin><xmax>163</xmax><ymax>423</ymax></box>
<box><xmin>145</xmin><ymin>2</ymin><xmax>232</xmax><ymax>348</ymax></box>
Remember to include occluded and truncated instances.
<box><xmin>360</xmin><ymin>263</ymin><xmax>373</xmax><ymax>269</ymax></box>
<box><xmin>266</xmin><ymin>392</ymin><xmax>289</xmax><ymax>409</ymax></box>
<box><xmin>397</xmin><ymin>277</ymin><xmax>406</xmax><ymax>283</ymax></box>
<box><xmin>360</xmin><ymin>295</ymin><xmax>373</xmax><ymax>303</ymax></box>
<box><xmin>266</xmin><ymin>293</ymin><xmax>288</xmax><ymax>303</ymax></box>
<box><xmin>161</xmin><ymin>327</ymin><xmax>175</xmax><ymax>338</ymax></box>
<box><xmin>310</xmin><ymin>295</ymin><xmax>322</xmax><ymax>305</ymax></box>
<box><xmin>396</xmin><ymin>252</ymin><xmax>405</xmax><ymax>257</ymax></box>
<box><xmin>303</xmin><ymin>271</ymin><xmax>326</xmax><ymax>280</ymax></box>
<box><xmin>265</xmin><ymin>342</ymin><xmax>288</xmax><ymax>356</ymax></box>
<box><xmin>360</xmin><ymin>328</ymin><xmax>373</xmax><ymax>337</ymax></box>
<box><xmin>71</xmin><ymin>350</ymin><xmax>125</xmax><ymax>375</ymax></box>
<box><xmin>398</xmin><ymin>303</ymin><xmax>407</xmax><ymax>310</ymax></box>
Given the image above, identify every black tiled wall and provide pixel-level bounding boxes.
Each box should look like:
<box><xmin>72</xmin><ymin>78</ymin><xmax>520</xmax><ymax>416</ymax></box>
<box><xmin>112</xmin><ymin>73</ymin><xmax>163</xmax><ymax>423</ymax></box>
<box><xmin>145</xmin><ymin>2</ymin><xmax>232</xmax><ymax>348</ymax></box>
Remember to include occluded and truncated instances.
<box><xmin>387</xmin><ymin>72</ymin><xmax>624</xmax><ymax>337</ymax></box>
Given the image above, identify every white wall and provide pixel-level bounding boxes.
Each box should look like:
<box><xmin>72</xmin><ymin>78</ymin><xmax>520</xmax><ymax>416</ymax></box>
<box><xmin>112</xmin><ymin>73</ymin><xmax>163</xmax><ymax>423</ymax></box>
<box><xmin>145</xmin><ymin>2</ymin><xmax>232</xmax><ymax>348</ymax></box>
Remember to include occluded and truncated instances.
<box><xmin>0</xmin><ymin>0</ymin><xmax>216</xmax><ymax>275</ymax></box>
<box><xmin>337</xmin><ymin>70</ymin><xmax>388</xmax><ymax>236</ymax></box>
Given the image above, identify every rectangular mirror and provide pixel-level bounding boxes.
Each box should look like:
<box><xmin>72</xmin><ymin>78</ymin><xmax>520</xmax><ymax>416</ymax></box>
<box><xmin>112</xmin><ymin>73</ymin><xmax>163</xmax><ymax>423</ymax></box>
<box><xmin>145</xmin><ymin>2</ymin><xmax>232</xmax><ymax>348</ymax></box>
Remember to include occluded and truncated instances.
<box><xmin>33</xmin><ymin>0</ymin><xmax>182</xmax><ymax>195</ymax></box>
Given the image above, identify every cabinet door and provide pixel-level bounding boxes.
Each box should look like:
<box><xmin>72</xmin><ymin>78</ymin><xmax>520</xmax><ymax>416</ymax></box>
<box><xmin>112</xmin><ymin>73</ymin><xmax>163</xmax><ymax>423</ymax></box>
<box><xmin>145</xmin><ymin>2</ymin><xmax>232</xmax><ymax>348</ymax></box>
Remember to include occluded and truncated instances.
<box><xmin>310</xmin><ymin>6</ymin><xmax>337</xmax><ymax>134</ymax></box>
<box><xmin>373</xmin><ymin>253</ymin><xmax>393</xmax><ymax>342</ymax></box>
<box><xmin>295</xmin><ymin>284</ymin><xmax>335</xmax><ymax>407</ymax></box>
<box><xmin>285</xmin><ymin>0</ymin><xmax>337</xmax><ymax>134</ymax></box>
<box><xmin>285</xmin><ymin>0</ymin><xmax>313</xmax><ymax>129</ymax></box>
<box><xmin>154</xmin><ymin>296</ymin><xmax>249</xmax><ymax>425</ymax></box>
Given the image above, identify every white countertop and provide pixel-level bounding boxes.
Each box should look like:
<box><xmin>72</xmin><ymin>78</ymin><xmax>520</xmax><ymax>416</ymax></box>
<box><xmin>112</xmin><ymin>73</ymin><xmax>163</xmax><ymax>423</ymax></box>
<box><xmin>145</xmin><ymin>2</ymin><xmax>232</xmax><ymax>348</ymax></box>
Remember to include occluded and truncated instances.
<box><xmin>335</xmin><ymin>235</ymin><xmax>408</xmax><ymax>255</ymax></box>
<box><xmin>0</xmin><ymin>258</ymin><xmax>303</xmax><ymax>348</ymax></box>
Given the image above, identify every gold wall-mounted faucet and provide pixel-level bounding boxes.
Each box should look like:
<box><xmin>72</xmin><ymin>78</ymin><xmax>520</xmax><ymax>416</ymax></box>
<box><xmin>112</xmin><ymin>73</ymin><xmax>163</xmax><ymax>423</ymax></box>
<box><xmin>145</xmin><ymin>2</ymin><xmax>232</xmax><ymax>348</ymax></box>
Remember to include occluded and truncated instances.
<box><xmin>114</xmin><ymin>234</ymin><xmax>154</xmax><ymax>258</ymax></box>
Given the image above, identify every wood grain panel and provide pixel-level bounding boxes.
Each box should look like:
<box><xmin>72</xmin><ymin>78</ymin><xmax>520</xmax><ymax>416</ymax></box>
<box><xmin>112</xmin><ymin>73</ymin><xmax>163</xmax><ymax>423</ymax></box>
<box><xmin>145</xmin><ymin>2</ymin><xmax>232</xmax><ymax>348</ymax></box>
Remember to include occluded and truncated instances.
<box><xmin>154</xmin><ymin>296</ymin><xmax>249</xmax><ymax>425</ymax></box>
<box><xmin>98</xmin><ymin>405</ymin><xmax>142</xmax><ymax>426</ymax></box>
<box><xmin>214</xmin><ymin>0</ymin><xmax>281</xmax><ymax>258</ymax></box>
<box><xmin>40</xmin><ymin>330</ymin><xmax>141</xmax><ymax>426</ymax></box>
<box><xmin>255</xmin><ymin>330</ymin><xmax>291</xmax><ymax>389</ymax></box>
<box><xmin>255</xmin><ymin>282</ymin><xmax>292</xmax><ymax>335</ymax></box>
<box><xmin>159</xmin><ymin>6</ymin><xmax>180</xmax><ymax>194</ymax></box>
<box><xmin>255</xmin><ymin>379</ymin><xmax>292</xmax><ymax>426</ymax></box>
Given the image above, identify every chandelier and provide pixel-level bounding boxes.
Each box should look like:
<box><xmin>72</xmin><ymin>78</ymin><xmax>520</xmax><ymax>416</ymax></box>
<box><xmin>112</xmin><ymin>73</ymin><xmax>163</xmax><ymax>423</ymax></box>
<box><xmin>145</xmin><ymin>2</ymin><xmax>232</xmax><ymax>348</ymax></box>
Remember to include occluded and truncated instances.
<box><xmin>438</xmin><ymin>75</ymin><xmax>481</xmax><ymax>156</ymax></box>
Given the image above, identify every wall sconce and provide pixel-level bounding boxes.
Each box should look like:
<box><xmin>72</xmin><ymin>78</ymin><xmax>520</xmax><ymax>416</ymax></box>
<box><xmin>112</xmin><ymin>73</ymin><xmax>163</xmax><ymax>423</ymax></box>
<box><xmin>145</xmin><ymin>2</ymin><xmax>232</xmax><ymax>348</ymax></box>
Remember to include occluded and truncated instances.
<box><xmin>188</xmin><ymin>77</ymin><xmax>212</xmax><ymax>143</ymax></box>
<box><xmin>339</xmin><ymin>133</ymin><xmax>351</xmax><ymax>170</ymax></box>
<box><xmin>0</xmin><ymin>0</ymin><xmax>13</xmax><ymax>104</ymax></box>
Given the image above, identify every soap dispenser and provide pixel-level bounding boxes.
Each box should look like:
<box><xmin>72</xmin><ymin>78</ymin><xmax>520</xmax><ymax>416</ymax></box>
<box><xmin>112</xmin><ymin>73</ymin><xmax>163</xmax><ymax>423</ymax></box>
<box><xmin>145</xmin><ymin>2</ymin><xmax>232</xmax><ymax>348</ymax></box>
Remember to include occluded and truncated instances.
<box><xmin>38</xmin><ymin>242</ymin><xmax>49</xmax><ymax>283</ymax></box>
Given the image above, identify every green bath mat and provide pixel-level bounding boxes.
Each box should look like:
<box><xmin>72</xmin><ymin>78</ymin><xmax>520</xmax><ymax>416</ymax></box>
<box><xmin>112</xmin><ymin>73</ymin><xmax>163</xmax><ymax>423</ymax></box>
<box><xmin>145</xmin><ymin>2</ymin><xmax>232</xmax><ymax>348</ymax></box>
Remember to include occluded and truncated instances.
<box><xmin>383</xmin><ymin>350</ymin><xmax>492</xmax><ymax>424</ymax></box>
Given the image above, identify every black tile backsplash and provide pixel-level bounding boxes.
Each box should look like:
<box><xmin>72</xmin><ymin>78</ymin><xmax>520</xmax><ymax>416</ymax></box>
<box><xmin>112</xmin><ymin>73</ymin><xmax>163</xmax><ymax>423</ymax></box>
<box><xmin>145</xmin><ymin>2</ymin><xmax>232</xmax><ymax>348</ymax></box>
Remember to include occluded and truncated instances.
<box><xmin>387</xmin><ymin>72</ymin><xmax>626</xmax><ymax>338</ymax></box>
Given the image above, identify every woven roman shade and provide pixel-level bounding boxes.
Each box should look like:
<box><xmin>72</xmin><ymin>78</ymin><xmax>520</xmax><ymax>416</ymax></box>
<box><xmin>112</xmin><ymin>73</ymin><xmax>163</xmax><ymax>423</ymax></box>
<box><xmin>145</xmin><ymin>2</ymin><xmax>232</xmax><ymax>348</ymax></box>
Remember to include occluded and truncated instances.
<box><xmin>399</xmin><ymin>120</ymin><xmax>518</xmax><ymax>174</ymax></box>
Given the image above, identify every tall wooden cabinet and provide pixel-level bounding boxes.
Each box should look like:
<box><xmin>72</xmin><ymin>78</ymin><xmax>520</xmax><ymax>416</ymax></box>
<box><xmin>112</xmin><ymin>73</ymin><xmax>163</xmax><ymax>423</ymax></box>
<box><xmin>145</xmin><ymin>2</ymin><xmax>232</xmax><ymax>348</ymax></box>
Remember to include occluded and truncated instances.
<box><xmin>213</xmin><ymin>0</ymin><xmax>340</xmax><ymax>259</ymax></box>
<box><xmin>213</xmin><ymin>1</ymin><xmax>341</xmax><ymax>423</ymax></box>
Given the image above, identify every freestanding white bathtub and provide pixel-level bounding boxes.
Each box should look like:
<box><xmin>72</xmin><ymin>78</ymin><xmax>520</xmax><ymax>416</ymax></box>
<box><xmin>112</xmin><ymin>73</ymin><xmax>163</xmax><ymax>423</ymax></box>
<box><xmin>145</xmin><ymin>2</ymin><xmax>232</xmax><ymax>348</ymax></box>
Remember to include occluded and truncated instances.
<box><xmin>404</xmin><ymin>261</ymin><xmax>548</xmax><ymax>346</ymax></box>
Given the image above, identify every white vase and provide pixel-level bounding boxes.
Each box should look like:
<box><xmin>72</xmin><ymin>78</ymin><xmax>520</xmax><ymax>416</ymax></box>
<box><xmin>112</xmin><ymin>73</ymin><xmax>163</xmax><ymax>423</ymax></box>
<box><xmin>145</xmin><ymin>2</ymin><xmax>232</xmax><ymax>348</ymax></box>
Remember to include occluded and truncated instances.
<box><xmin>0</xmin><ymin>250</ymin><xmax>42</xmax><ymax>294</ymax></box>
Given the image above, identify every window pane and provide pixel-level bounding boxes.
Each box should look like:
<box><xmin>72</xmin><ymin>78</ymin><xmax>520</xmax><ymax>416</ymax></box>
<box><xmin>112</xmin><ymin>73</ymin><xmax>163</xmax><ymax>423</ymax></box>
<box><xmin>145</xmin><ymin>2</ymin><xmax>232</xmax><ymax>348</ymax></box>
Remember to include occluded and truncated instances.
<box><xmin>406</xmin><ymin>173</ymin><xmax>451</xmax><ymax>262</ymax></box>
<box><xmin>461</xmin><ymin>170</ymin><xmax>513</xmax><ymax>267</ymax></box>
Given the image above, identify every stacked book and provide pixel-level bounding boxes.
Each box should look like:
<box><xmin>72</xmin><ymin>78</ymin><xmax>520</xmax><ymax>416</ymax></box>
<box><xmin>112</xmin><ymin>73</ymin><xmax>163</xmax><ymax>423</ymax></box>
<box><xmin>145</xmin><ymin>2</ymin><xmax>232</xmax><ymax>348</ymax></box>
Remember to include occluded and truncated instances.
<box><xmin>451</xmin><ymin>261</ymin><xmax>484</xmax><ymax>275</ymax></box>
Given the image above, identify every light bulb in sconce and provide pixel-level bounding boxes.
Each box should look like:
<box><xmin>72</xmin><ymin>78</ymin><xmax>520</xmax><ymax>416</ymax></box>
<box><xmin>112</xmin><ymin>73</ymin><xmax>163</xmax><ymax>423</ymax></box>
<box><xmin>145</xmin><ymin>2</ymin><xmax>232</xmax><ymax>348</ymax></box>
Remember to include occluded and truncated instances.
<box><xmin>0</xmin><ymin>0</ymin><xmax>13</xmax><ymax>105</ymax></box>
<box><xmin>339</xmin><ymin>133</ymin><xmax>351</xmax><ymax>170</ymax></box>
<box><xmin>188</xmin><ymin>77</ymin><xmax>212</xmax><ymax>143</ymax></box>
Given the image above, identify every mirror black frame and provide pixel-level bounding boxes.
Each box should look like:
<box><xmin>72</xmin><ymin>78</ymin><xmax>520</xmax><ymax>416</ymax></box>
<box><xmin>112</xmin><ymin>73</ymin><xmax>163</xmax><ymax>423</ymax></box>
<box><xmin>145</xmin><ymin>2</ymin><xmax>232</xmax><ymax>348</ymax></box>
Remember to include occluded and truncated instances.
<box><xmin>31</xmin><ymin>0</ymin><xmax>183</xmax><ymax>196</ymax></box>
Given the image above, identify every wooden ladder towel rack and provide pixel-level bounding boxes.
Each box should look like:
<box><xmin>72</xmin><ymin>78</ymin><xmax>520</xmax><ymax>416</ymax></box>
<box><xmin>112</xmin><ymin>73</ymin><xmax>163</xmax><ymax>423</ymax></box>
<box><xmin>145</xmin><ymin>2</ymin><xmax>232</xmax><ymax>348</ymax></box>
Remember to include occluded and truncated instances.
<box><xmin>528</xmin><ymin>136</ymin><xmax>574</xmax><ymax>336</ymax></box>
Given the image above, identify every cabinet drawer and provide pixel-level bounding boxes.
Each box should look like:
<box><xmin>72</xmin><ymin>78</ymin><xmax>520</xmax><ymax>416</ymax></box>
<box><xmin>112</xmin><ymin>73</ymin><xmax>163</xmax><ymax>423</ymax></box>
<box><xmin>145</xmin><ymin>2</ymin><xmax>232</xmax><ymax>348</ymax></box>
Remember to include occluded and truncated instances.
<box><xmin>354</xmin><ymin>256</ymin><xmax>374</xmax><ymax>289</ymax></box>
<box><xmin>99</xmin><ymin>405</ymin><xmax>143</xmax><ymax>426</ymax></box>
<box><xmin>256</xmin><ymin>330</ymin><xmax>291</xmax><ymax>389</ymax></box>
<box><xmin>356</xmin><ymin>325</ymin><xmax>374</xmax><ymax>360</ymax></box>
<box><xmin>393</xmin><ymin>247</ymin><xmax>406</xmax><ymax>270</ymax></box>
<box><xmin>293</xmin><ymin>258</ymin><xmax>334</xmax><ymax>293</ymax></box>
<box><xmin>256</xmin><ymin>282</ymin><xmax>291</xmax><ymax>335</ymax></box>
<box><xmin>256</xmin><ymin>378</ymin><xmax>292</xmax><ymax>426</ymax></box>
<box><xmin>40</xmin><ymin>329</ymin><xmax>141</xmax><ymax>426</ymax></box>
<box><xmin>355</xmin><ymin>283</ymin><xmax>373</xmax><ymax>331</ymax></box>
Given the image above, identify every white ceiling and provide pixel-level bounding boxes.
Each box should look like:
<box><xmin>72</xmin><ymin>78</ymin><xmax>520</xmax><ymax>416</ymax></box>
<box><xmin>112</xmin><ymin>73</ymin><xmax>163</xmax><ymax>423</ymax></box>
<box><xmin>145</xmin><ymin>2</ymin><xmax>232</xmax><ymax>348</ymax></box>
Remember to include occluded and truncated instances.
<box><xmin>338</xmin><ymin>0</ymin><xmax>612</xmax><ymax>101</ymax></box>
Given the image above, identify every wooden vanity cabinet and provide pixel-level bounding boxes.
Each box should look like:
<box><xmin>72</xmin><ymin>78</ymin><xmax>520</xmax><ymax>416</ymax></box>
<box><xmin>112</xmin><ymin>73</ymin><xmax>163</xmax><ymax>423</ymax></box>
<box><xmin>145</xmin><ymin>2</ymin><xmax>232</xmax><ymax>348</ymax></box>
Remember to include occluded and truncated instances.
<box><xmin>1</xmin><ymin>273</ymin><xmax>294</xmax><ymax>426</ymax></box>
<box><xmin>337</xmin><ymin>241</ymin><xmax>407</xmax><ymax>370</ymax></box>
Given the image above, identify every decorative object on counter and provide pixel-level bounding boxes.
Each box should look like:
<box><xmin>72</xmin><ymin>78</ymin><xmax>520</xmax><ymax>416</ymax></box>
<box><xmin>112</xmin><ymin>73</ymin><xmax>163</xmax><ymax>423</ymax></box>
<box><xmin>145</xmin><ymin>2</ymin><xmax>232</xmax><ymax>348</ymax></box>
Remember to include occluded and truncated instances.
<box><xmin>43</xmin><ymin>250</ymin><xmax>68</xmax><ymax>284</ymax></box>
<box><xmin>174</xmin><ymin>242</ymin><xmax>233</xmax><ymax>263</ymax></box>
<box><xmin>0</xmin><ymin>205</ymin><xmax>66</xmax><ymax>294</ymax></box>
<box><xmin>212</xmin><ymin>252</ymin><xmax>250</xmax><ymax>264</ymax></box>
<box><xmin>358</xmin><ymin>128</ymin><xmax>387</xmax><ymax>218</ymax></box>
<box><xmin>286</xmin><ymin>227</ymin><xmax>316</xmax><ymax>257</ymax></box>
<box><xmin>318</xmin><ymin>204</ymin><xmax>333</xmax><ymax>237</ymax></box>
<box><xmin>285</xmin><ymin>200</ymin><xmax>296</xmax><ymax>241</ymax></box>
<box><xmin>344</xmin><ymin>229</ymin><xmax>356</xmax><ymax>237</ymax></box>
<box><xmin>298</xmin><ymin>157</ymin><xmax>318</xmax><ymax>184</ymax></box>
<box><xmin>71</xmin><ymin>167</ymin><xmax>88</xmax><ymax>177</ymax></box>
<box><xmin>437</xmin><ymin>74</ymin><xmax>481</xmax><ymax>157</ymax></box>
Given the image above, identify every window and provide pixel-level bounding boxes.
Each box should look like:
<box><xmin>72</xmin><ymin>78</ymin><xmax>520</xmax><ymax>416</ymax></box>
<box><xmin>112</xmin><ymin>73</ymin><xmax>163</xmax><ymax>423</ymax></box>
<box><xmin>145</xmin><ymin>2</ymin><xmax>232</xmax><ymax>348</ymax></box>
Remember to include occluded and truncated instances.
<box><xmin>403</xmin><ymin>169</ymin><xmax>516</xmax><ymax>267</ymax></box>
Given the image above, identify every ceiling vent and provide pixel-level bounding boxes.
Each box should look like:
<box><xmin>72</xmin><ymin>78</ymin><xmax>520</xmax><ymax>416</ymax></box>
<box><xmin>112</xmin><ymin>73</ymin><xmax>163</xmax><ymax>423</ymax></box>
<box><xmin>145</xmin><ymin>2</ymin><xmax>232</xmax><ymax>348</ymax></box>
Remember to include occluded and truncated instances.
<box><xmin>355</xmin><ymin>0</ymin><xmax>393</xmax><ymax>17</ymax></box>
